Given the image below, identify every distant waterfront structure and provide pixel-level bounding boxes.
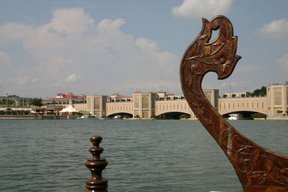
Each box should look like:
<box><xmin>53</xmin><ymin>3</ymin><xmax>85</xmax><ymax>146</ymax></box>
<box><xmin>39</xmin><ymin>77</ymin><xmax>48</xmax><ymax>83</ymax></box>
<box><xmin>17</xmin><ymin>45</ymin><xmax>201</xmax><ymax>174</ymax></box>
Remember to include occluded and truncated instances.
<box><xmin>72</xmin><ymin>89</ymin><xmax>218</xmax><ymax>119</ymax></box>
<box><xmin>223</xmin><ymin>92</ymin><xmax>250</xmax><ymax>98</ymax></box>
<box><xmin>219</xmin><ymin>83</ymin><xmax>287</xmax><ymax>119</ymax></box>
<box><xmin>0</xmin><ymin>95</ymin><xmax>34</xmax><ymax>107</ymax></box>
<box><xmin>42</xmin><ymin>92</ymin><xmax>86</xmax><ymax>105</ymax></box>
<box><xmin>108</xmin><ymin>93</ymin><xmax>132</xmax><ymax>102</ymax></box>
<box><xmin>70</xmin><ymin>83</ymin><xmax>288</xmax><ymax>119</ymax></box>
<box><xmin>0</xmin><ymin>83</ymin><xmax>287</xmax><ymax>120</ymax></box>
<box><xmin>267</xmin><ymin>83</ymin><xmax>288</xmax><ymax>117</ymax></box>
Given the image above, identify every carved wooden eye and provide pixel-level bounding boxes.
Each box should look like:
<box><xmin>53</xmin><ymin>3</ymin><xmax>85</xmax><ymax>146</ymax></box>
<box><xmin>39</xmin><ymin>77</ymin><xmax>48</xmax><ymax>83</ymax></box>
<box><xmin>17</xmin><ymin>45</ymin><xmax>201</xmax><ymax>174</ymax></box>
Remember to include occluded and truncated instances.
<box><xmin>220</xmin><ymin>57</ymin><xmax>226</xmax><ymax>64</ymax></box>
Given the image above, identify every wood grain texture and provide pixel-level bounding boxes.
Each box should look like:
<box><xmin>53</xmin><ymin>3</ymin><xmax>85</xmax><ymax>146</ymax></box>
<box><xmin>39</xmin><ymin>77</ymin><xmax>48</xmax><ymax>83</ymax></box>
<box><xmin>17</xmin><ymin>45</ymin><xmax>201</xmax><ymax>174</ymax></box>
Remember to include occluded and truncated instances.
<box><xmin>180</xmin><ymin>15</ymin><xmax>288</xmax><ymax>191</ymax></box>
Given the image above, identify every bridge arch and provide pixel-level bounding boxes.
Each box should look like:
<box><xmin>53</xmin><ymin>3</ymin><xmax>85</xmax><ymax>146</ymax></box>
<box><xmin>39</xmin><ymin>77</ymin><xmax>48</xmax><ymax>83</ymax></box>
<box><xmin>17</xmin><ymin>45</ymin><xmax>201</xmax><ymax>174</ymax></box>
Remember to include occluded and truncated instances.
<box><xmin>106</xmin><ymin>102</ymin><xmax>133</xmax><ymax>117</ymax></box>
<box><xmin>155</xmin><ymin>100</ymin><xmax>193</xmax><ymax>117</ymax></box>
<box><xmin>222</xmin><ymin>110</ymin><xmax>267</xmax><ymax>120</ymax></box>
<box><xmin>107</xmin><ymin>112</ymin><xmax>133</xmax><ymax>119</ymax></box>
<box><xmin>218</xmin><ymin>97</ymin><xmax>268</xmax><ymax>116</ymax></box>
<box><xmin>221</xmin><ymin>109</ymin><xmax>268</xmax><ymax>116</ymax></box>
<box><xmin>156</xmin><ymin>111</ymin><xmax>191</xmax><ymax>119</ymax></box>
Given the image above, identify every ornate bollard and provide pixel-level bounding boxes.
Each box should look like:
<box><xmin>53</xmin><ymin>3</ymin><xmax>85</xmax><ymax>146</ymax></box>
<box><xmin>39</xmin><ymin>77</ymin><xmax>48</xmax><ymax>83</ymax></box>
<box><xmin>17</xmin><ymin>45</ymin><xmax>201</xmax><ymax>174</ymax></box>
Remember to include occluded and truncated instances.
<box><xmin>180</xmin><ymin>15</ymin><xmax>288</xmax><ymax>191</ymax></box>
<box><xmin>85</xmin><ymin>135</ymin><xmax>108</xmax><ymax>192</ymax></box>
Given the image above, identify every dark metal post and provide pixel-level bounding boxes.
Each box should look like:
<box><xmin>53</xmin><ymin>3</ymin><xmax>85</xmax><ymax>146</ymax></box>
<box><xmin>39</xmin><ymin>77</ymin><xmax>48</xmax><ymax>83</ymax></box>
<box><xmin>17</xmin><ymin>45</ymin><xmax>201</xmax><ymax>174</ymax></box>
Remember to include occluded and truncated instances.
<box><xmin>85</xmin><ymin>135</ymin><xmax>108</xmax><ymax>192</ymax></box>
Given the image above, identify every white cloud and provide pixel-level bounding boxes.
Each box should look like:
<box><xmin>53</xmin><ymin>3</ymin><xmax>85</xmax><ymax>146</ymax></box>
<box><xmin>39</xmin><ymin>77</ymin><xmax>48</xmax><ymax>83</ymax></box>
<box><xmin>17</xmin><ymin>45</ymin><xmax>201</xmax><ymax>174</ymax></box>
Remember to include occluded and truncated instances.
<box><xmin>172</xmin><ymin>0</ymin><xmax>233</xmax><ymax>19</ymax></box>
<box><xmin>0</xmin><ymin>8</ymin><xmax>179</xmax><ymax>97</ymax></box>
<box><xmin>277</xmin><ymin>52</ymin><xmax>288</xmax><ymax>72</ymax></box>
<box><xmin>42</xmin><ymin>8</ymin><xmax>94</xmax><ymax>35</ymax></box>
<box><xmin>97</xmin><ymin>18</ymin><xmax>126</xmax><ymax>32</ymax></box>
<box><xmin>0</xmin><ymin>23</ymin><xmax>34</xmax><ymax>43</ymax></box>
<box><xmin>0</xmin><ymin>51</ymin><xmax>9</xmax><ymax>61</ymax></box>
<box><xmin>136</xmin><ymin>38</ymin><xmax>158</xmax><ymax>51</ymax></box>
<box><xmin>16</xmin><ymin>76</ymin><xmax>38</xmax><ymax>85</ymax></box>
<box><xmin>259</xmin><ymin>18</ymin><xmax>288</xmax><ymax>39</ymax></box>
<box><xmin>0</xmin><ymin>51</ymin><xmax>14</xmax><ymax>84</ymax></box>
<box><xmin>66</xmin><ymin>73</ymin><xmax>80</xmax><ymax>82</ymax></box>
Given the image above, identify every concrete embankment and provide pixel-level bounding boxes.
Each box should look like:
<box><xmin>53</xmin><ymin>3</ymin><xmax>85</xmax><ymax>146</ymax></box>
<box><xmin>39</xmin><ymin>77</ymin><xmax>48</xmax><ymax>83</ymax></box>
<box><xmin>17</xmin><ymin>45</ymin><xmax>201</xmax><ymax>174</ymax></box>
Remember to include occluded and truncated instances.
<box><xmin>0</xmin><ymin>115</ymin><xmax>40</xmax><ymax>120</ymax></box>
<box><xmin>0</xmin><ymin>115</ymin><xmax>74</xmax><ymax>120</ymax></box>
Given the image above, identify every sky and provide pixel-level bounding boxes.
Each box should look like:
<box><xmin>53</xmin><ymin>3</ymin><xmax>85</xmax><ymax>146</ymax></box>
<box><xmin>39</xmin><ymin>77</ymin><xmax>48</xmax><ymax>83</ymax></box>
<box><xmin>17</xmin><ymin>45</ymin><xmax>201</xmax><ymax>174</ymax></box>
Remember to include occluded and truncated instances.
<box><xmin>0</xmin><ymin>0</ymin><xmax>288</xmax><ymax>98</ymax></box>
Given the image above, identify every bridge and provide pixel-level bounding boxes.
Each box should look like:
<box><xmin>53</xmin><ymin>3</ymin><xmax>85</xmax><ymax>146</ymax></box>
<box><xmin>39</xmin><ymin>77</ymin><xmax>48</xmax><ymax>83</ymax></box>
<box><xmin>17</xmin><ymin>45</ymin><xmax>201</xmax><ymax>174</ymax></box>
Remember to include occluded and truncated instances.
<box><xmin>105</xmin><ymin>97</ymin><xmax>268</xmax><ymax>119</ymax></box>
<box><xmin>73</xmin><ymin>83</ymin><xmax>287</xmax><ymax>119</ymax></box>
<box><xmin>218</xmin><ymin>97</ymin><xmax>267</xmax><ymax>116</ymax></box>
<box><xmin>89</xmin><ymin>91</ymin><xmax>216</xmax><ymax>119</ymax></box>
<box><xmin>104</xmin><ymin>99</ymin><xmax>194</xmax><ymax>118</ymax></box>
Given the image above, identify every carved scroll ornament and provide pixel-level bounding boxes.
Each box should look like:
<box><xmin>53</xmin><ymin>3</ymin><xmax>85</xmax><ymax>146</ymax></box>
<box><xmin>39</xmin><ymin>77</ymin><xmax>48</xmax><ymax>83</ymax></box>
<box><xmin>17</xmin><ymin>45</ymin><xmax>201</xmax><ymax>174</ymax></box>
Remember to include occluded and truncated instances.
<box><xmin>180</xmin><ymin>15</ymin><xmax>288</xmax><ymax>192</ymax></box>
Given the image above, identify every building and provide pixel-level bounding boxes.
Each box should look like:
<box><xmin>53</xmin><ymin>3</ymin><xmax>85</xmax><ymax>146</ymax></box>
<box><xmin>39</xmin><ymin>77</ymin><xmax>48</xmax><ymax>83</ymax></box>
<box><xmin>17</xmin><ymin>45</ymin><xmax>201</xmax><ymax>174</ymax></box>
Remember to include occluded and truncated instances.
<box><xmin>0</xmin><ymin>95</ymin><xmax>35</xmax><ymax>107</ymax></box>
<box><xmin>108</xmin><ymin>93</ymin><xmax>132</xmax><ymax>102</ymax></box>
<box><xmin>45</xmin><ymin>83</ymin><xmax>288</xmax><ymax>119</ymax></box>
<box><xmin>267</xmin><ymin>83</ymin><xmax>288</xmax><ymax>118</ymax></box>
<box><xmin>42</xmin><ymin>92</ymin><xmax>86</xmax><ymax>105</ymax></box>
<box><xmin>72</xmin><ymin>90</ymin><xmax>218</xmax><ymax>119</ymax></box>
<box><xmin>223</xmin><ymin>92</ymin><xmax>250</xmax><ymax>98</ymax></box>
<box><xmin>86</xmin><ymin>95</ymin><xmax>107</xmax><ymax>118</ymax></box>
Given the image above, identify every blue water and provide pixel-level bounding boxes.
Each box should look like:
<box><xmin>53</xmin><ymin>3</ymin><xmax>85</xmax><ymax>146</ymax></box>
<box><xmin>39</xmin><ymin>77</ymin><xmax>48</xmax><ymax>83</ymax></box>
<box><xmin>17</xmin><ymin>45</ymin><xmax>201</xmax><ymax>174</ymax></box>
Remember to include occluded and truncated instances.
<box><xmin>0</xmin><ymin>120</ymin><xmax>287</xmax><ymax>192</ymax></box>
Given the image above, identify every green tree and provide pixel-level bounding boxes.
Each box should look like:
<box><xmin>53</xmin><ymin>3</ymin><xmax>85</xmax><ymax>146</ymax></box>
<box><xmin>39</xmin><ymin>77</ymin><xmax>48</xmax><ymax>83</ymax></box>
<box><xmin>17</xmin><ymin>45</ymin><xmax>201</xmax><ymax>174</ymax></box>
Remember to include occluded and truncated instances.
<box><xmin>251</xmin><ymin>86</ymin><xmax>266</xmax><ymax>97</ymax></box>
<box><xmin>30</xmin><ymin>98</ymin><xmax>42</xmax><ymax>106</ymax></box>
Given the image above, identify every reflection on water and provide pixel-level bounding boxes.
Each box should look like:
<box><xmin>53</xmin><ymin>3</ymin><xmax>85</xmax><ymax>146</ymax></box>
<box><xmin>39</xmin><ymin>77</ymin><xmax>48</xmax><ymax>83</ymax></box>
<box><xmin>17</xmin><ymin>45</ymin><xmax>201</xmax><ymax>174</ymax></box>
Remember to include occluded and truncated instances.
<box><xmin>0</xmin><ymin>120</ymin><xmax>287</xmax><ymax>192</ymax></box>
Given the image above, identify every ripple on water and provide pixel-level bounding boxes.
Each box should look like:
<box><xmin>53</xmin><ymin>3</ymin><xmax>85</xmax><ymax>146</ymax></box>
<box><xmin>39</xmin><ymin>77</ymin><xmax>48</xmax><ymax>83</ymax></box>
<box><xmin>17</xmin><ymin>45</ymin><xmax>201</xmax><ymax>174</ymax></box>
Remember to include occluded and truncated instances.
<box><xmin>0</xmin><ymin>120</ymin><xmax>286</xmax><ymax>192</ymax></box>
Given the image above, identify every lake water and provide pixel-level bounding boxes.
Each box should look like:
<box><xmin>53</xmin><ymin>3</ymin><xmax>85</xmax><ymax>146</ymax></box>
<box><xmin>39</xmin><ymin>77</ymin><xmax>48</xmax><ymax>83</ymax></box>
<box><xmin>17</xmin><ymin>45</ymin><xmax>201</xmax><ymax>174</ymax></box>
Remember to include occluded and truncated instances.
<box><xmin>0</xmin><ymin>120</ymin><xmax>287</xmax><ymax>192</ymax></box>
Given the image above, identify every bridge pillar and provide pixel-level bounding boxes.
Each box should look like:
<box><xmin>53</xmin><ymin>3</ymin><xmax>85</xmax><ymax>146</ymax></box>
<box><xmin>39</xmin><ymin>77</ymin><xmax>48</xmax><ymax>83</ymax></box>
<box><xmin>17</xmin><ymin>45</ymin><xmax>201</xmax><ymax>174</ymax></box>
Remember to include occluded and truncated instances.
<box><xmin>267</xmin><ymin>84</ymin><xmax>288</xmax><ymax>118</ymax></box>
<box><xmin>132</xmin><ymin>92</ymin><xmax>156</xmax><ymax>119</ymax></box>
<box><xmin>87</xmin><ymin>96</ymin><xmax>107</xmax><ymax>118</ymax></box>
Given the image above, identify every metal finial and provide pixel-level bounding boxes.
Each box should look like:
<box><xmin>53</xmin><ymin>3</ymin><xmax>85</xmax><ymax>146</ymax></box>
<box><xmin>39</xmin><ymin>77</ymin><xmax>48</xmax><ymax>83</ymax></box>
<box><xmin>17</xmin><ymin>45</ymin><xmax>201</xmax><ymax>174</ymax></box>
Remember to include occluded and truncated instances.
<box><xmin>85</xmin><ymin>135</ymin><xmax>108</xmax><ymax>192</ymax></box>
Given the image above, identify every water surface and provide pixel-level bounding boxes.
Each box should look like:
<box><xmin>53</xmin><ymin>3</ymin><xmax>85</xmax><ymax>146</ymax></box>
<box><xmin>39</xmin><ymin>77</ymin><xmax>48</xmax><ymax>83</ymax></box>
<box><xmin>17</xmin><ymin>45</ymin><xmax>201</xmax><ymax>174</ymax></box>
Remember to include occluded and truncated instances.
<box><xmin>0</xmin><ymin>120</ymin><xmax>287</xmax><ymax>192</ymax></box>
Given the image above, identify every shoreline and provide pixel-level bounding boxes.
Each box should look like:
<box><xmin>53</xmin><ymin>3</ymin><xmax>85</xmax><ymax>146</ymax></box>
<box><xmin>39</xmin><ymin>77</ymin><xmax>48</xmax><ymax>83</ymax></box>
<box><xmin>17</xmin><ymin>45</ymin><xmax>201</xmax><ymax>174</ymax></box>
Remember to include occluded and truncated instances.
<box><xmin>0</xmin><ymin>115</ymin><xmax>288</xmax><ymax>121</ymax></box>
<box><xmin>0</xmin><ymin>115</ymin><xmax>77</xmax><ymax>120</ymax></box>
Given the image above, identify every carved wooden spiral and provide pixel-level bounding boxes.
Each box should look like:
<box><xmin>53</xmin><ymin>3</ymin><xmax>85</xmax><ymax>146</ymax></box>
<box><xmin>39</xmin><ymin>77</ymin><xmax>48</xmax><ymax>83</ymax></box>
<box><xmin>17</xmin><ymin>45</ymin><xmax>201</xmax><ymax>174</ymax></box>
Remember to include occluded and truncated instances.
<box><xmin>180</xmin><ymin>15</ymin><xmax>288</xmax><ymax>192</ymax></box>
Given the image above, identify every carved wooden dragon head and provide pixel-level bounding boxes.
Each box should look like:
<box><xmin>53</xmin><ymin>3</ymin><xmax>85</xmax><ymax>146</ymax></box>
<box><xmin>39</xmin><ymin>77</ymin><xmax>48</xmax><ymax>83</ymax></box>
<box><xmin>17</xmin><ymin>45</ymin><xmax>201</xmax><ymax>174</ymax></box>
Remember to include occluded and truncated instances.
<box><xmin>180</xmin><ymin>15</ymin><xmax>288</xmax><ymax>192</ymax></box>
